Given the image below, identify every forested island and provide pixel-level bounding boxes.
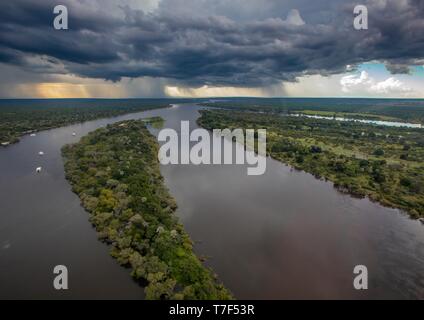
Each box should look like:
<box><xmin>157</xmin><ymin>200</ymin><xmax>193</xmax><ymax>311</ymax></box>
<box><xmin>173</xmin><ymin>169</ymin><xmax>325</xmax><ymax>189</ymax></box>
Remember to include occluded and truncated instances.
<box><xmin>0</xmin><ymin>99</ymin><xmax>169</xmax><ymax>146</ymax></box>
<box><xmin>62</xmin><ymin>120</ymin><xmax>232</xmax><ymax>300</ymax></box>
<box><xmin>198</xmin><ymin>110</ymin><xmax>424</xmax><ymax>218</ymax></box>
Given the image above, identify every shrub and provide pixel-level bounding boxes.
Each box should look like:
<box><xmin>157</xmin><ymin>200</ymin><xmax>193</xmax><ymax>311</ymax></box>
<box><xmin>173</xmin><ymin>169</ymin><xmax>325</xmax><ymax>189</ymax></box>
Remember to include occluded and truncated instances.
<box><xmin>373</xmin><ymin>149</ymin><xmax>385</xmax><ymax>157</ymax></box>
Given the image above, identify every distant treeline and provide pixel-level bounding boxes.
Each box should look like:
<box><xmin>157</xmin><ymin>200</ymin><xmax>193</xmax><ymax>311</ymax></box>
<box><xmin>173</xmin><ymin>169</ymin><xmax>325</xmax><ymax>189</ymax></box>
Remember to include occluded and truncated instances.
<box><xmin>0</xmin><ymin>99</ymin><xmax>173</xmax><ymax>145</ymax></box>
<box><xmin>202</xmin><ymin>98</ymin><xmax>424</xmax><ymax>123</ymax></box>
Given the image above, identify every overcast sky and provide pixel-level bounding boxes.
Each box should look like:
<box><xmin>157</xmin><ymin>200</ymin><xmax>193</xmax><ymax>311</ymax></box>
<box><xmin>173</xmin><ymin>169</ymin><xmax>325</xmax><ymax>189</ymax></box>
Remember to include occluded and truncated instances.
<box><xmin>0</xmin><ymin>0</ymin><xmax>423</xmax><ymax>98</ymax></box>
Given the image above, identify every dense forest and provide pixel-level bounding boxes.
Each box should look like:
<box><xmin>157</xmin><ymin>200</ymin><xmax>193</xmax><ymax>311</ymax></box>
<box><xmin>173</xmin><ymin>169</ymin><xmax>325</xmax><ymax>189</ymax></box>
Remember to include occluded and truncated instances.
<box><xmin>0</xmin><ymin>99</ymin><xmax>170</xmax><ymax>146</ymax></box>
<box><xmin>198</xmin><ymin>110</ymin><xmax>424</xmax><ymax>218</ymax></box>
<box><xmin>62</xmin><ymin>120</ymin><xmax>232</xmax><ymax>300</ymax></box>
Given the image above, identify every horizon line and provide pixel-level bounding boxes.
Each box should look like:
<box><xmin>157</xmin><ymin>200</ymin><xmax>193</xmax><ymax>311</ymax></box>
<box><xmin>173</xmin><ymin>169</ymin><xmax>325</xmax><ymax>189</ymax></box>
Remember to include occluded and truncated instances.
<box><xmin>1</xmin><ymin>97</ymin><xmax>424</xmax><ymax>100</ymax></box>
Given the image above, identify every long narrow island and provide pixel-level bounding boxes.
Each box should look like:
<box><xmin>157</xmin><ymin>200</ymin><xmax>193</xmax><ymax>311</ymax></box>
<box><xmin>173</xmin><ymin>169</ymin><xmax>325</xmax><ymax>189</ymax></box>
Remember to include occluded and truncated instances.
<box><xmin>62</xmin><ymin>119</ymin><xmax>232</xmax><ymax>300</ymax></box>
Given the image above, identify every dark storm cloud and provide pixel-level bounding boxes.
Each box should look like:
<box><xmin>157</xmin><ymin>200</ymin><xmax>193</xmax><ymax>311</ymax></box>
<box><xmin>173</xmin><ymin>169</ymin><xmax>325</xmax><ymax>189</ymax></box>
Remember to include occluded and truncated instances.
<box><xmin>385</xmin><ymin>62</ymin><xmax>411</xmax><ymax>75</ymax></box>
<box><xmin>0</xmin><ymin>0</ymin><xmax>423</xmax><ymax>86</ymax></box>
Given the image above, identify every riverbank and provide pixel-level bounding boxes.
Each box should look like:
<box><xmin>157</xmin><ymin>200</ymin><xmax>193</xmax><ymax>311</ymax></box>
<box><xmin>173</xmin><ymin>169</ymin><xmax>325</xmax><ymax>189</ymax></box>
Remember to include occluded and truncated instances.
<box><xmin>62</xmin><ymin>119</ymin><xmax>232</xmax><ymax>300</ymax></box>
<box><xmin>198</xmin><ymin>109</ymin><xmax>424</xmax><ymax>218</ymax></box>
<box><xmin>0</xmin><ymin>100</ymin><xmax>170</xmax><ymax>147</ymax></box>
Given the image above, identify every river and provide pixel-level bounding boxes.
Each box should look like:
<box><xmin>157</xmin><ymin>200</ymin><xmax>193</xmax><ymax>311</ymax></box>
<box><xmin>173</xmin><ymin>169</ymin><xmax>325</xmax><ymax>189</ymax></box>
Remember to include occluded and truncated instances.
<box><xmin>291</xmin><ymin>113</ymin><xmax>422</xmax><ymax>128</ymax></box>
<box><xmin>0</xmin><ymin>104</ymin><xmax>423</xmax><ymax>299</ymax></box>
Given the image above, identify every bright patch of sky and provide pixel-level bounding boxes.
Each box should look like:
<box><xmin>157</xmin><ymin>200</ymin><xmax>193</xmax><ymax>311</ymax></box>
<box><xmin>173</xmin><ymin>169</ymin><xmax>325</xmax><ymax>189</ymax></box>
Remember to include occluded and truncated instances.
<box><xmin>283</xmin><ymin>63</ymin><xmax>424</xmax><ymax>98</ymax></box>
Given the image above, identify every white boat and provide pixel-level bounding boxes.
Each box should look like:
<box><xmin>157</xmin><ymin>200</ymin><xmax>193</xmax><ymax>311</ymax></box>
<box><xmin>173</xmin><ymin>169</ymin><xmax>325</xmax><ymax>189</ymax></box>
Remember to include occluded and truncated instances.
<box><xmin>39</xmin><ymin>151</ymin><xmax>44</xmax><ymax>156</ymax></box>
<box><xmin>30</xmin><ymin>134</ymin><xmax>36</xmax><ymax>137</ymax></box>
<box><xmin>36</xmin><ymin>167</ymin><xmax>42</xmax><ymax>173</ymax></box>
<box><xmin>72</xmin><ymin>132</ymin><xmax>77</xmax><ymax>136</ymax></box>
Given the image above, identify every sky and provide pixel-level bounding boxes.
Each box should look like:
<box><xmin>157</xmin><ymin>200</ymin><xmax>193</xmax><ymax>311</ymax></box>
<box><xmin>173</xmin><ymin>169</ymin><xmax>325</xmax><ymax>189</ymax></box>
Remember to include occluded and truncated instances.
<box><xmin>0</xmin><ymin>0</ymin><xmax>423</xmax><ymax>99</ymax></box>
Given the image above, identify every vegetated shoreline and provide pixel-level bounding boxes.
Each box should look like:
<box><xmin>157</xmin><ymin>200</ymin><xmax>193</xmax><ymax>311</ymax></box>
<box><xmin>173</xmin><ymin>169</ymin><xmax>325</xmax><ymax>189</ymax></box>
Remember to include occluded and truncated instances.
<box><xmin>197</xmin><ymin>109</ymin><xmax>424</xmax><ymax>220</ymax></box>
<box><xmin>202</xmin><ymin>105</ymin><xmax>423</xmax><ymax>127</ymax></box>
<box><xmin>200</xmin><ymin>99</ymin><xmax>424</xmax><ymax>125</ymax></box>
<box><xmin>0</xmin><ymin>104</ymin><xmax>170</xmax><ymax>148</ymax></box>
<box><xmin>62</xmin><ymin>119</ymin><xmax>232</xmax><ymax>300</ymax></box>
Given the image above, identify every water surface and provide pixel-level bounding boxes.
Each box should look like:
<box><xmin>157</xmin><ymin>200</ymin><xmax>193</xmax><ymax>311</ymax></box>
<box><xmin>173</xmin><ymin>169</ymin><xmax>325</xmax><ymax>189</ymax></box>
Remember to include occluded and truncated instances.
<box><xmin>154</xmin><ymin>105</ymin><xmax>424</xmax><ymax>299</ymax></box>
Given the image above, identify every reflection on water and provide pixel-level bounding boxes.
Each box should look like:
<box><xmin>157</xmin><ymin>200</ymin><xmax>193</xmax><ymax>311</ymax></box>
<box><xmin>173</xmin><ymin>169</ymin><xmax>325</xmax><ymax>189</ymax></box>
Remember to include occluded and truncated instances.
<box><xmin>291</xmin><ymin>113</ymin><xmax>423</xmax><ymax>128</ymax></box>
<box><xmin>0</xmin><ymin>104</ymin><xmax>423</xmax><ymax>300</ymax></box>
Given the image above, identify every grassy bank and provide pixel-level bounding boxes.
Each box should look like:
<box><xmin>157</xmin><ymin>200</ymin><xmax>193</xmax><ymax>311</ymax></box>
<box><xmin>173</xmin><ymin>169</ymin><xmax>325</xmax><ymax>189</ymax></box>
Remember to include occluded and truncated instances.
<box><xmin>62</xmin><ymin>119</ymin><xmax>232</xmax><ymax>300</ymax></box>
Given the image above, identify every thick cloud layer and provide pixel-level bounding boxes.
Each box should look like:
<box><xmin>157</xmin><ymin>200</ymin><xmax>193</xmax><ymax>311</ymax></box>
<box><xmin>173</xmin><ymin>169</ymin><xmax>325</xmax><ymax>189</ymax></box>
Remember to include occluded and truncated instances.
<box><xmin>0</xmin><ymin>0</ymin><xmax>423</xmax><ymax>87</ymax></box>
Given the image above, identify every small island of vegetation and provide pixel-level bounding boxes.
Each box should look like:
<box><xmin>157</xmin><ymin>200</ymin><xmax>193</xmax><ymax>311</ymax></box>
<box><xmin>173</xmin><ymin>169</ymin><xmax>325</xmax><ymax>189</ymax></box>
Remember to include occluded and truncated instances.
<box><xmin>62</xmin><ymin>119</ymin><xmax>232</xmax><ymax>300</ymax></box>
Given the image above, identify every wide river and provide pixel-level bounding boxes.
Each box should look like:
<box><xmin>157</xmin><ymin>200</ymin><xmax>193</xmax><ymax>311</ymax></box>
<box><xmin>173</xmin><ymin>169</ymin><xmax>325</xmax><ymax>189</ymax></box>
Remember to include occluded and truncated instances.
<box><xmin>0</xmin><ymin>104</ymin><xmax>423</xmax><ymax>299</ymax></box>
